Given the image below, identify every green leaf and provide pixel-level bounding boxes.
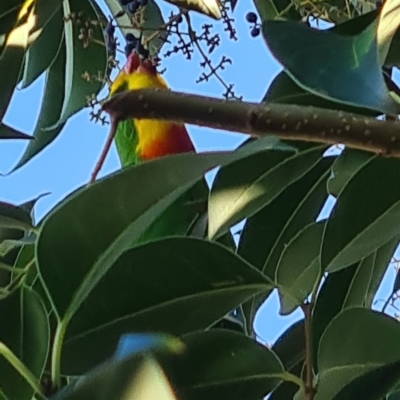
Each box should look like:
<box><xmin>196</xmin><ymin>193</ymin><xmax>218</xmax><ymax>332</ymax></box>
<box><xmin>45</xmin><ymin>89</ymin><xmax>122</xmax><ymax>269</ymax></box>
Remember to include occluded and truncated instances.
<box><xmin>269</xmin><ymin>363</ymin><xmax>303</xmax><ymax>400</ymax></box>
<box><xmin>321</xmin><ymin>157</ymin><xmax>400</xmax><ymax>272</ymax></box>
<box><xmin>365</xmin><ymin>239</ymin><xmax>398</xmax><ymax>307</ymax></box>
<box><xmin>312</xmin><ymin>263</ymin><xmax>362</xmax><ymax>370</ymax></box>
<box><xmin>140</xmin><ymin>0</ymin><xmax>167</xmax><ymax>56</ymax></box>
<box><xmin>135</xmin><ymin>179</ymin><xmax>209</xmax><ymax>245</ymax></box>
<box><xmin>12</xmin><ymin>34</ymin><xmax>66</xmax><ymax>171</ymax></box>
<box><xmin>0</xmin><ymin>124</ymin><xmax>32</xmax><ymax>140</ymax></box>
<box><xmin>57</xmin><ymin>330</ymin><xmax>284</xmax><ymax>400</ymax></box>
<box><xmin>0</xmin><ymin>201</ymin><xmax>33</xmax><ymax>232</ymax></box>
<box><xmin>253</xmin><ymin>0</ymin><xmax>301</xmax><ymax>22</ymax></box>
<box><xmin>264</xmin><ymin>71</ymin><xmax>379</xmax><ymax>117</ymax></box>
<box><xmin>61</xmin><ymin>238</ymin><xmax>272</xmax><ymax>373</ymax></box>
<box><xmin>102</xmin><ymin>0</ymin><xmax>131</xmax><ymax>36</ymax></box>
<box><xmin>315</xmin><ymin>308</ymin><xmax>400</xmax><ymax>400</ymax></box>
<box><xmin>276</xmin><ymin>221</ymin><xmax>325</xmax><ymax>315</ymax></box>
<box><xmin>345</xmin><ymin>238</ymin><xmax>398</xmax><ymax>308</ymax></box>
<box><xmin>164</xmin><ymin>330</ymin><xmax>284</xmax><ymax>400</ymax></box>
<box><xmin>332</xmin><ymin>360</ymin><xmax>400</xmax><ymax>400</ymax></box>
<box><xmin>49</xmin><ymin>0</ymin><xmax>108</xmax><ymax>128</ymax></box>
<box><xmin>0</xmin><ymin>287</ymin><xmax>49</xmax><ymax>400</ymax></box>
<box><xmin>37</xmin><ymin>147</ymin><xmax>275</xmax><ymax>320</ymax></box>
<box><xmin>312</xmin><ymin>238</ymin><xmax>397</xmax><ymax>371</ymax></box>
<box><xmin>272</xmin><ymin>319</ymin><xmax>305</xmax><ymax>371</ymax></box>
<box><xmin>0</xmin><ymin>1</ymin><xmax>34</xmax><ymax>120</ymax></box>
<box><xmin>208</xmin><ymin>144</ymin><xmax>325</xmax><ymax>239</ymax></box>
<box><xmin>262</xmin><ymin>19</ymin><xmax>400</xmax><ymax>114</ymax></box>
<box><xmin>21</xmin><ymin>5</ymin><xmax>63</xmax><ymax>88</ymax></box>
<box><xmin>238</xmin><ymin>156</ymin><xmax>333</xmax><ymax>334</ymax></box>
<box><xmin>327</xmin><ymin>149</ymin><xmax>373</xmax><ymax>197</ymax></box>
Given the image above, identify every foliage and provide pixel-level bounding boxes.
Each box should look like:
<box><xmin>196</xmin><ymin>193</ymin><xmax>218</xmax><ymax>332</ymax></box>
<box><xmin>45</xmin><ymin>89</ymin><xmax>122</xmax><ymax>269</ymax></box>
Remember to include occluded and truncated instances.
<box><xmin>2</xmin><ymin>0</ymin><xmax>400</xmax><ymax>399</ymax></box>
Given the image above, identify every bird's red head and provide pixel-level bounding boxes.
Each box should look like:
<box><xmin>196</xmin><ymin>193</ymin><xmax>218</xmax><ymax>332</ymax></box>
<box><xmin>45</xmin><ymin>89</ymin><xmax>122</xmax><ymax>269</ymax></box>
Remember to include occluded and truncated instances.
<box><xmin>124</xmin><ymin>52</ymin><xmax>158</xmax><ymax>75</ymax></box>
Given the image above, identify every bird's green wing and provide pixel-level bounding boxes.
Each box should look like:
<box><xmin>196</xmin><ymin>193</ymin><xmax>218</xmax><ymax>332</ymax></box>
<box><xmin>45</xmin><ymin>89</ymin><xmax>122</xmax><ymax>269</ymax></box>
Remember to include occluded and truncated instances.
<box><xmin>114</xmin><ymin>119</ymin><xmax>139</xmax><ymax>167</ymax></box>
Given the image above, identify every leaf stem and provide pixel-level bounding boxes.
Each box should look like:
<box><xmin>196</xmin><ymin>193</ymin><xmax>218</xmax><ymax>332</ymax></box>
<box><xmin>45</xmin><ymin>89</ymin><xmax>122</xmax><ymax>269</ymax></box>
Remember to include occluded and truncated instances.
<box><xmin>301</xmin><ymin>302</ymin><xmax>316</xmax><ymax>400</ymax></box>
<box><xmin>51</xmin><ymin>320</ymin><xmax>68</xmax><ymax>389</ymax></box>
<box><xmin>0</xmin><ymin>342</ymin><xmax>43</xmax><ymax>396</ymax></box>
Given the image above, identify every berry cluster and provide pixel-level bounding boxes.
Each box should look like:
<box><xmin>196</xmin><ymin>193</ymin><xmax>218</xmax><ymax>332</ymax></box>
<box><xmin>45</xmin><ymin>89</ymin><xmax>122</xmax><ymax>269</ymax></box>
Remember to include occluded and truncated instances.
<box><xmin>245</xmin><ymin>12</ymin><xmax>260</xmax><ymax>37</ymax></box>
<box><xmin>118</xmin><ymin>0</ymin><xmax>148</xmax><ymax>15</ymax></box>
<box><xmin>104</xmin><ymin>20</ymin><xmax>117</xmax><ymax>55</ymax></box>
<box><xmin>124</xmin><ymin>32</ymin><xmax>149</xmax><ymax>59</ymax></box>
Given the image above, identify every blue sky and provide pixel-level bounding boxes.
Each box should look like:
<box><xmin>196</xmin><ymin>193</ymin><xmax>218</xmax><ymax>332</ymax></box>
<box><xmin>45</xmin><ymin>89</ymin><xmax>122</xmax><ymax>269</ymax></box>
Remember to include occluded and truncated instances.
<box><xmin>0</xmin><ymin>0</ymin><xmax>398</xmax><ymax>345</ymax></box>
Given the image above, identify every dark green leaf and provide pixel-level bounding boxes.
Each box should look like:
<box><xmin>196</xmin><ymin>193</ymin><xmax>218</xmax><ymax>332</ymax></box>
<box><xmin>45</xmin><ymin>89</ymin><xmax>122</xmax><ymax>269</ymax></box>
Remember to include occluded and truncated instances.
<box><xmin>277</xmin><ymin>221</ymin><xmax>325</xmax><ymax>315</ymax></box>
<box><xmin>327</xmin><ymin>149</ymin><xmax>374</xmax><ymax>197</ymax></box>
<box><xmin>21</xmin><ymin>5</ymin><xmax>63</xmax><ymax>88</ymax></box>
<box><xmin>0</xmin><ymin>201</ymin><xmax>33</xmax><ymax>231</ymax></box>
<box><xmin>37</xmin><ymin>147</ymin><xmax>277</xmax><ymax>320</ymax></box>
<box><xmin>253</xmin><ymin>0</ymin><xmax>301</xmax><ymax>22</ymax></box>
<box><xmin>140</xmin><ymin>0</ymin><xmax>167</xmax><ymax>56</ymax></box>
<box><xmin>312</xmin><ymin>263</ymin><xmax>361</xmax><ymax>370</ymax></box>
<box><xmin>315</xmin><ymin>308</ymin><xmax>400</xmax><ymax>400</ymax></box>
<box><xmin>264</xmin><ymin>71</ymin><xmax>379</xmax><ymax>117</ymax></box>
<box><xmin>365</xmin><ymin>238</ymin><xmax>398</xmax><ymax>307</ymax></box>
<box><xmin>269</xmin><ymin>362</ymin><xmax>303</xmax><ymax>400</ymax></box>
<box><xmin>312</xmin><ymin>239</ymin><xmax>397</xmax><ymax>355</ymax></box>
<box><xmin>239</xmin><ymin>156</ymin><xmax>333</xmax><ymax>334</ymax></box>
<box><xmin>262</xmin><ymin>20</ymin><xmax>400</xmax><ymax>114</ymax></box>
<box><xmin>272</xmin><ymin>319</ymin><xmax>305</xmax><ymax>371</ymax></box>
<box><xmin>0</xmin><ymin>124</ymin><xmax>32</xmax><ymax>139</ymax></box>
<box><xmin>322</xmin><ymin>157</ymin><xmax>400</xmax><ymax>272</ymax></box>
<box><xmin>0</xmin><ymin>287</ymin><xmax>49</xmax><ymax>400</ymax></box>
<box><xmin>62</xmin><ymin>238</ymin><xmax>271</xmax><ymax>373</ymax></box>
<box><xmin>208</xmin><ymin>144</ymin><xmax>325</xmax><ymax>239</ymax></box>
<box><xmin>49</xmin><ymin>0</ymin><xmax>108</xmax><ymax>127</ymax></box>
<box><xmin>332</xmin><ymin>360</ymin><xmax>400</xmax><ymax>400</ymax></box>
<box><xmin>12</xmin><ymin>35</ymin><xmax>66</xmax><ymax>171</ymax></box>
<box><xmin>343</xmin><ymin>238</ymin><xmax>398</xmax><ymax>308</ymax></box>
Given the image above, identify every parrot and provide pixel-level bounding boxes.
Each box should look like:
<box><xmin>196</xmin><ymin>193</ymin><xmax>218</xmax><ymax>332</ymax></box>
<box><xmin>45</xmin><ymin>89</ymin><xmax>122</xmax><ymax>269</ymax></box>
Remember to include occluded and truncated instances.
<box><xmin>108</xmin><ymin>51</ymin><xmax>208</xmax><ymax>244</ymax></box>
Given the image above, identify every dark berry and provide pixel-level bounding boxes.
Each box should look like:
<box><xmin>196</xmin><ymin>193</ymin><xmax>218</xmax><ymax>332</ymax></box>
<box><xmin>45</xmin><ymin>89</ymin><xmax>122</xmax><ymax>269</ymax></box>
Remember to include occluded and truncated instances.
<box><xmin>176</xmin><ymin>14</ymin><xmax>183</xmax><ymax>23</ymax></box>
<box><xmin>250</xmin><ymin>26</ymin><xmax>260</xmax><ymax>37</ymax></box>
<box><xmin>127</xmin><ymin>1</ymin><xmax>140</xmax><ymax>13</ymax></box>
<box><xmin>119</xmin><ymin>0</ymin><xmax>131</xmax><ymax>5</ymax></box>
<box><xmin>125</xmin><ymin>42</ymin><xmax>136</xmax><ymax>56</ymax></box>
<box><xmin>104</xmin><ymin>23</ymin><xmax>115</xmax><ymax>35</ymax></box>
<box><xmin>246</xmin><ymin>12</ymin><xmax>257</xmax><ymax>23</ymax></box>
<box><xmin>125</xmin><ymin>33</ymin><xmax>137</xmax><ymax>43</ymax></box>
<box><xmin>107</xmin><ymin>39</ymin><xmax>117</xmax><ymax>54</ymax></box>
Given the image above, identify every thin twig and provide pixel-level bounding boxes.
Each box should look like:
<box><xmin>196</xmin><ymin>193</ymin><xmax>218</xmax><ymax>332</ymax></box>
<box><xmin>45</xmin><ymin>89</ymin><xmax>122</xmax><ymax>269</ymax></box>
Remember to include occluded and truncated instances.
<box><xmin>184</xmin><ymin>13</ymin><xmax>239</xmax><ymax>99</ymax></box>
<box><xmin>89</xmin><ymin>117</ymin><xmax>119</xmax><ymax>183</ymax></box>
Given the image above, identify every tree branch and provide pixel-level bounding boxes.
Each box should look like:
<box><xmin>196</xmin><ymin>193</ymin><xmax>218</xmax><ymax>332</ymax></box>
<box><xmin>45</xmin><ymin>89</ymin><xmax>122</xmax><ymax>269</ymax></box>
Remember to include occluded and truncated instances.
<box><xmin>102</xmin><ymin>88</ymin><xmax>400</xmax><ymax>156</ymax></box>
